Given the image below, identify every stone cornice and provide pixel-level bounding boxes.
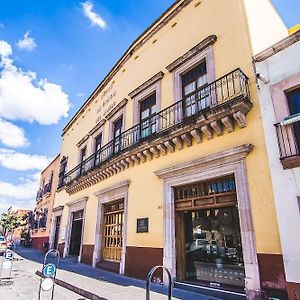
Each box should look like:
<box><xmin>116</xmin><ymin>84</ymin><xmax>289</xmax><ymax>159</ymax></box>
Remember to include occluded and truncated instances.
<box><xmin>62</xmin><ymin>0</ymin><xmax>193</xmax><ymax>136</ymax></box>
<box><xmin>166</xmin><ymin>35</ymin><xmax>218</xmax><ymax>72</ymax></box>
<box><xmin>154</xmin><ymin>144</ymin><xmax>253</xmax><ymax>179</ymax></box>
<box><xmin>94</xmin><ymin>180</ymin><xmax>130</xmax><ymax>197</ymax></box>
<box><xmin>254</xmin><ymin>30</ymin><xmax>300</xmax><ymax>62</ymax></box>
<box><xmin>105</xmin><ymin>98</ymin><xmax>128</xmax><ymax>120</ymax></box>
<box><xmin>129</xmin><ymin>72</ymin><xmax>164</xmax><ymax>98</ymax></box>
<box><xmin>76</xmin><ymin>135</ymin><xmax>89</xmax><ymax>148</ymax></box>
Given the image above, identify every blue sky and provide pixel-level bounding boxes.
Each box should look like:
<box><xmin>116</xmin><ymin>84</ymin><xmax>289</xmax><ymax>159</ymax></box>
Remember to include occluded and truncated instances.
<box><xmin>0</xmin><ymin>0</ymin><xmax>298</xmax><ymax>214</ymax></box>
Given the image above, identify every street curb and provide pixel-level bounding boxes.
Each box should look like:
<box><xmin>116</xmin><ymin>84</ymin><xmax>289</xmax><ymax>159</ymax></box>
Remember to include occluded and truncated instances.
<box><xmin>35</xmin><ymin>270</ymin><xmax>108</xmax><ymax>300</ymax></box>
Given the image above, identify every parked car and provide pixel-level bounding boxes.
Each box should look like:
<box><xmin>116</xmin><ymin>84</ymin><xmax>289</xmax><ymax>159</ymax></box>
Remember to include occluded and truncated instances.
<box><xmin>0</xmin><ymin>236</ymin><xmax>7</xmax><ymax>255</ymax></box>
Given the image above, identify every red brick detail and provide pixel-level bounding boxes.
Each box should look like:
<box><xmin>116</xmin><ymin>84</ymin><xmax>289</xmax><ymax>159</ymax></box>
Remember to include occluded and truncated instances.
<box><xmin>258</xmin><ymin>253</ymin><xmax>288</xmax><ymax>299</ymax></box>
<box><xmin>125</xmin><ymin>246</ymin><xmax>163</xmax><ymax>280</ymax></box>
<box><xmin>31</xmin><ymin>236</ymin><xmax>49</xmax><ymax>253</ymax></box>
<box><xmin>81</xmin><ymin>244</ymin><xmax>94</xmax><ymax>266</ymax></box>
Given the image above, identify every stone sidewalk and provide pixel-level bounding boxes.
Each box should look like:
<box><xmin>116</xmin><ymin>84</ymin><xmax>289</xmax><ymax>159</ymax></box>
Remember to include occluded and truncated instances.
<box><xmin>14</xmin><ymin>246</ymin><xmax>222</xmax><ymax>300</ymax></box>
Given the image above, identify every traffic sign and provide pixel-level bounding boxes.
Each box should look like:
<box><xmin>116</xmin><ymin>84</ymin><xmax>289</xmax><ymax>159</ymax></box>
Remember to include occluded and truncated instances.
<box><xmin>43</xmin><ymin>263</ymin><xmax>56</xmax><ymax>278</ymax></box>
<box><xmin>4</xmin><ymin>251</ymin><xmax>14</xmax><ymax>260</ymax></box>
<box><xmin>2</xmin><ymin>261</ymin><xmax>12</xmax><ymax>269</ymax></box>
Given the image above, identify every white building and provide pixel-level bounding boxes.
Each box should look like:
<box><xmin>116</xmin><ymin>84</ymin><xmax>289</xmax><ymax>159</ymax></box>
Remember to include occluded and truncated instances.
<box><xmin>254</xmin><ymin>29</ymin><xmax>300</xmax><ymax>299</ymax></box>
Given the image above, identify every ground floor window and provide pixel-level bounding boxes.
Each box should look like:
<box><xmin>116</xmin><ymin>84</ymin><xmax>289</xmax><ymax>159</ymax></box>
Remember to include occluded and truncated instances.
<box><xmin>102</xmin><ymin>199</ymin><xmax>124</xmax><ymax>262</ymax></box>
<box><xmin>174</xmin><ymin>176</ymin><xmax>245</xmax><ymax>291</ymax></box>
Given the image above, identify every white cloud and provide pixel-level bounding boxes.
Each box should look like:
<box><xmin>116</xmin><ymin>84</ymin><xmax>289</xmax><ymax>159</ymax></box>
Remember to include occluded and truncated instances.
<box><xmin>76</xmin><ymin>92</ymin><xmax>85</xmax><ymax>97</ymax></box>
<box><xmin>0</xmin><ymin>173</ymin><xmax>40</xmax><ymax>213</ymax></box>
<box><xmin>0</xmin><ymin>118</ymin><xmax>28</xmax><ymax>147</ymax></box>
<box><xmin>17</xmin><ymin>31</ymin><xmax>37</xmax><ymax>51</ymax></box>
<box><xmin>0</xmin><ymin>39</ymin><xmax>71</xmax><ymax>125</ymax></box>
<box><xmin>82</xmin><ymin>1</ymin><xmax>107</xmax><ymax>30</ymax></box>
<box><xmin>0</xmin><ymin>149</ymin><xmax>51</xmax><ymax>171</ymax></box>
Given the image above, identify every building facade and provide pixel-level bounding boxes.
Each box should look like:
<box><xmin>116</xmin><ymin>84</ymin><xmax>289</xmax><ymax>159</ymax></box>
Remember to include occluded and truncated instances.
<box><xmin>53</xmin><ymin>1</ymin><xmax>289</xmax><ymax>298</ymax></box>
<box><xmin>31</xmin><ymin>155</ymin><xmax>60</xmax><ymax>252</ymax></box>
<box><xmin>254</xmin><ymin>29</ymin><xmax>300</xmax><ymax>299</ymax></box>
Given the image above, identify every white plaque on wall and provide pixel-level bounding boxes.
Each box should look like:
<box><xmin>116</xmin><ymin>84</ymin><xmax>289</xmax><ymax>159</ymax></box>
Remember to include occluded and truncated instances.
<box><xmin>60</xmin><ymin>227</ymin><xmax>66</xmax><ymax>240</ymax></box>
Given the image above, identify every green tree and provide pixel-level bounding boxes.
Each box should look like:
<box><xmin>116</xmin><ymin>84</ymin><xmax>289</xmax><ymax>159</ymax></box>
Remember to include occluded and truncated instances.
<box><xmin>0</xmin><ymin>213</ymin><xmax>25</xmax><ymax>236</ymax></box>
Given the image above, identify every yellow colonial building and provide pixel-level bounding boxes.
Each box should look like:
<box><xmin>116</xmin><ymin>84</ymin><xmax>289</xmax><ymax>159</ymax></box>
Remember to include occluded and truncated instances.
<box><xmin>52</xmin><ymin>0</ymin><xmax>289</xmax><ymax>298</ymax></box>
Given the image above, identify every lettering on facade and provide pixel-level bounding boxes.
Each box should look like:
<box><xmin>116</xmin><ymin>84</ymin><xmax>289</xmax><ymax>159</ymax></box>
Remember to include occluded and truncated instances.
<box><xmin>137</xmin><ymin>218</ymin><xmax>149</xmax><ymax>233</ymax></box>
<box><xmin>96</xmin><ymin>82</ymin><xmax>117</xmax><ymax>123</ymax></box>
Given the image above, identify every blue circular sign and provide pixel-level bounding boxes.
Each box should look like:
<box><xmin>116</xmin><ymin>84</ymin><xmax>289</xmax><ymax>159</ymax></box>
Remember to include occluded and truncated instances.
<box><xmin>4</xmin><ymin>251</ymin><xmax>14</xmax><ymax>260</ymax></box>
<box><xmin>43</xmin><ymin>263</ymin><xmax>56</xmax><ymax>277</ymax></box>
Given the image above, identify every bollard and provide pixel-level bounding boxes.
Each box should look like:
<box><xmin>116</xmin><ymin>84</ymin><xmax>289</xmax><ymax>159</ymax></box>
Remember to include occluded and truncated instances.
<box><xmin>0</xmin><ymin>250</ymin><xmax>14</xmax><ymax>284</ymax></box>
<box><xmin>38</xmin><ymin>249</ymin><xmax>60</xmax><ymax>300</ymax></box>
<box><xmin>146</xmin><ymin>265</ymin><xmax>172</xmax><ymax>300</ymax></box>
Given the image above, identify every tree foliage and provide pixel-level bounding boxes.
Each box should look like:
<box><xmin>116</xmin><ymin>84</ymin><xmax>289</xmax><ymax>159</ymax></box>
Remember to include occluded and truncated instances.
<box><xmin>0</xmin><ymin>212</ymin><xmax>26</xmax><ymax>234</ymax></box>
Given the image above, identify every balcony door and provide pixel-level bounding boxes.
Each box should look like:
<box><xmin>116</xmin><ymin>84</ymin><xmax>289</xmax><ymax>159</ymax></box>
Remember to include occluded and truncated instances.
<box><xmin>287</xmin><ymin>88</ymin><xmax>300</xmax><ymax>151</ymax></box>
<box><xmin>113</xmin><ymin>117</ymin><xmax>123</xmax><ymax>154</ymax></box>
<box><xmin>140</xmin><ymin>93</ymin><xmax>157</xmax><ymax>138</ymax></box>
<box><xmin>94</xmin><ymin>133</ymin><xmax>102</xmax><ymax>166</ymax></box>
<box><xmin>79</xmin><ymin>146</ymin><xmax>87</xmax><ymax>175</ymax></box>
<box><xmin>182</xmin><ymin>61</ymin><xmax>208</xmax><ymax>117</ymax></box>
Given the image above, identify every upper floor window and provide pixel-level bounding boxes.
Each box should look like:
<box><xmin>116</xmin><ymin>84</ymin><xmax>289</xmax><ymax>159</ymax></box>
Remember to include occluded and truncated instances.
<box><xmin>287</xmin><ymin>88</ymin><xmax>300</xmax><ymax>150</ymax></box>
<box><xmin>140</xmin><ymin>93</ymin><xmax>157</xmax><ymax>138</ymax></box>
<box><xmin>58</xmin><ymin>157</ymin><xmax>67</xmax><ymax>188</ymax></box>
<box><xmin>181</xmin><ymin>61</ymin><xmax>208</xmax><ymax>117</ymax></box>
<box><xmin>94</xmin><ymin>133</ymin><xmax>102</xmax><ymax>166</ymax></box>
<box><xmin>79</xmin><ymin>146</ymin><xmax>87</xmax><ymax>175</ymax></box>
<box><xmin>113</xmin><ymin>116</ymin><xmax>123</xmax><ymax>154</ymax></box>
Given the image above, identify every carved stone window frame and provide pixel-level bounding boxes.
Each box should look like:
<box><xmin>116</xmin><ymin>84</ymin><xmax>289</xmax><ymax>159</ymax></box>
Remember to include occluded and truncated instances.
<box><xmin>109</xmin><ymin>106</ymin><xmax>126</xmax><ymax>142</ymax></box>
<box><xmin>63</xmin><ymin>197</ymin><xmax>88</xmax><ymax>262</ymax></box>
<box><xmin>166</xmin><ymin>35</ymin><xmax>217</xmax><ymax>103</ymax></box>
<box><xmin>49</xmin><ymin>206</ymin><xmax>64</xmax><ymax>249</ymax></box>
<box><xmin>93</xmin><ymin>180</ymin><xmax>130</xmax><ymax>274</ymax></box>
<box><xmin>154</xmin><ymin>144</ymin><xmax>261</xmax><ymax>299</ymax></box>
<box><xmin>129</xmin><ymin>72</ymin><xmax>164</xmax><ymax>125</ymax></box>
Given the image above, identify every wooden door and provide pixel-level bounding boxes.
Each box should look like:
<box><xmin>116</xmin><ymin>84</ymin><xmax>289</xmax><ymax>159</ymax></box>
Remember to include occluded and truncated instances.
<box><xmin>102</xmin><ymin>200</ymin><xmax>124</xmax><ymax>262</ymax></box>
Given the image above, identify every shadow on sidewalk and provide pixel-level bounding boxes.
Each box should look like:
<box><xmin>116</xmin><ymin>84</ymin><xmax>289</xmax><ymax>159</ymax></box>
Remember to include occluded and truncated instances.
<box><xmin>14</xmin><ymin>245</ymin><xmax>221</xmax><ymax>300</ymax></box>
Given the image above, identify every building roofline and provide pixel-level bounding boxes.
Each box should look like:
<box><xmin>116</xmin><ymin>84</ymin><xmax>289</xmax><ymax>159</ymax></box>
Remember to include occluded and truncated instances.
<box><xmin>253</xmin><ymin>29</ymin><xmax>300</xmax><ymax>62</ymax></box>
<box><xmin>40</xmin><ymin>154</ymin><xmax>60</xmax><ymax>174</ymax></box>
<box><xmin>62</xmin><ymin>0</ymin><xmax>193</xmax><ymax>136</ymax></box>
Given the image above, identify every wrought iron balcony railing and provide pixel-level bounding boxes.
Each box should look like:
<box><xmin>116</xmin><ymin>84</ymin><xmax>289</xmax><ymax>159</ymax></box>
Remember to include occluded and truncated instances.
<box><xmin>36</xmin><ymin>189</ymin><xmax>43</xmax><ymax>201</ymax></box>
<box><xmin>275</xmin><ymin>121</ymin><xmax>300</xmax><ymax>160</ymax></box>
<box><xmin>61</xmin><ymin>68</ymin><xmax>249</xmax><ymax>188</ymax></box>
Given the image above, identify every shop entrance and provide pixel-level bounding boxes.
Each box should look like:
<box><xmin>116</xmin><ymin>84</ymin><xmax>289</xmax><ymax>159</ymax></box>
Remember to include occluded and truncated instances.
<box><xmin>53</xmin><ymin>215</ymin><xmax>61</xmax><ymax>250</ymax></box>
<box><xmin>102</xmin><ymin>199</ymin><xmax>124</xmax><ymax>262</ymax></box>
<box><xmin>69</xmin><ymin>209</ymin><xmax>84</xmax><ymax>256</ymax></box>
<box><xmin>174</xmin><ymin>176</ymin><xmax>245</xmax><ymax>291</ymax></box>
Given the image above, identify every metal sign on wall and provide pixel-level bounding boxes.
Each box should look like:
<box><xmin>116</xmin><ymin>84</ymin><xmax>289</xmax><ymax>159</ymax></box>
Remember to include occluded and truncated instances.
<box><xmin>137</xmin><ymin>218</ymin><xmax>149</xmax><ymax>233</ymax></box>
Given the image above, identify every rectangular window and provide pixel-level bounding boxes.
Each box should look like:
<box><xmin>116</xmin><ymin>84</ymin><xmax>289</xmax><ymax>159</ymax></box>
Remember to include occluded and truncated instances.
<box><xmin>182</xmin><ymin>61</ymin><xmax>208</xmax><ymax>117</ymax></box>
<box><xmin>58</xmin><ymin>158</ymin><xmax>67</xmax><ymax>188</ymax></box>
<box><xmin>94</xmin><ymin>133</ymin><xmax>102</xmax><ymax>166</ymax></box>
<box><xmin>79</xmin><ymin>146</ymin><xmax>87</xmax><ymax>175</ymax></box>
<box><xmin>140</xmin><ymin>93</ymin><xmax>157</xmax><ymax>138</ymax></box>
<box><xmin>113</xmin><ymin>117</ymin><xmax>123</xmax><ymax>154</ymax></box>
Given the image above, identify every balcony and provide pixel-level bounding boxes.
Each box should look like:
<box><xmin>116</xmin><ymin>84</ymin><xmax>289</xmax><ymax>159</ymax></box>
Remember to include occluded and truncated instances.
<box><xmin>275</xmin><ymin>120</ymin><xmax>300</xmax><ymax>169</ymax></box>
<box><xmin>36</xmin><ymin>189</ymin><xmax>43</xmax><ymax>202</ymax></box>
<box><xmin>61</xmin><ymin>68</ymin><xmax>253</xmax><ymax>194</ymax></box>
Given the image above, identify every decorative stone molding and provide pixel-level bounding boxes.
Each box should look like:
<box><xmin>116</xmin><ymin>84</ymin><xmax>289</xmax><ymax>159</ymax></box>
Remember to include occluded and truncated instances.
<box><xmin>105</xmin><ymin>98</ymin><xmax>128</xmax><ymax>120</ymax></box>
<box><xmin>94</xmin><ymin>180</ymin><xmax>130</xmax><ymax>197</ymax></box>
<box><xmin>88</xmin><ymin>119</ymin><xmax>106</xmax><ymax>136</ymax></box>
<box><xmin>129</xmin><ymin>72</ymin><xmax>164</xmax><ymax>98</ymax></box>
<box><xmin>65</xmin><ymin>97</ymin><xmax>253</xmax><ymax>195</ymax></box>
<box><xmin>166</xmin><ymin>35</ymin><xmax>217</xmax><ymax>72</ymax></box>
<box><xmin>154</xmin><ymin>144</ymin><xmax>261</xmax><ymax>298</ymax></box>
<box><xmin>52</xmin><ymin>205</ymin><xmax>64</xmax><ymax>212</ymax></box>
<box><xmin>76</xmin><ymin>135</ymin><xmax>90</xmax><ymax>147</ymax></box>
